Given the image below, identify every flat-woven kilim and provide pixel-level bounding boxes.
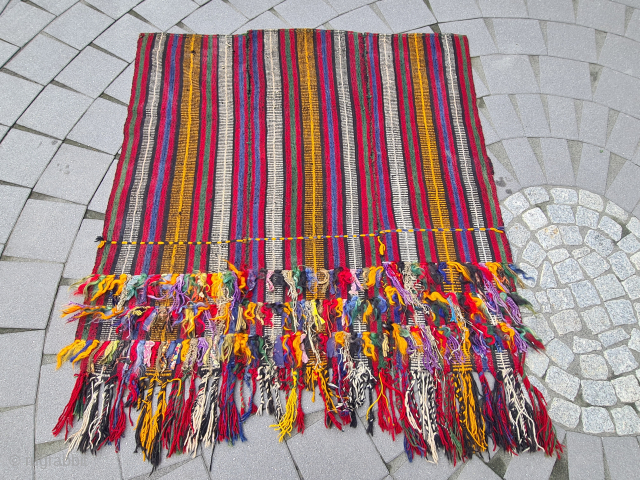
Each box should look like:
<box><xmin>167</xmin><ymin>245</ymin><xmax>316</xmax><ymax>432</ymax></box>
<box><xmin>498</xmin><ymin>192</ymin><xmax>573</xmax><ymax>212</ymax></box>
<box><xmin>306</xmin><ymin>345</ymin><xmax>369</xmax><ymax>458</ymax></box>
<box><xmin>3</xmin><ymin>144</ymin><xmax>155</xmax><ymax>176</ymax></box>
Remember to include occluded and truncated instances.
<box><xmin>54</xmin><ymin>30</ymin><xmax>562</xmax><ymax>468</ymax></box>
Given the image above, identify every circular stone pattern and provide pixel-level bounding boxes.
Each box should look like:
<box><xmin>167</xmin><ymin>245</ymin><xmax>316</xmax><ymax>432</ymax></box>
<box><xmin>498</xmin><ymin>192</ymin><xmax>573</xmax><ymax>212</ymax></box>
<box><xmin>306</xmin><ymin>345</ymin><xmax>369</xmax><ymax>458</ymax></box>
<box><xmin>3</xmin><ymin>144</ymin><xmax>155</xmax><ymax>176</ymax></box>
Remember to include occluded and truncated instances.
<box><xmin>501</xmin><ymin>186</ymin><xmax>640</xmax><ymax>436</ymax></box>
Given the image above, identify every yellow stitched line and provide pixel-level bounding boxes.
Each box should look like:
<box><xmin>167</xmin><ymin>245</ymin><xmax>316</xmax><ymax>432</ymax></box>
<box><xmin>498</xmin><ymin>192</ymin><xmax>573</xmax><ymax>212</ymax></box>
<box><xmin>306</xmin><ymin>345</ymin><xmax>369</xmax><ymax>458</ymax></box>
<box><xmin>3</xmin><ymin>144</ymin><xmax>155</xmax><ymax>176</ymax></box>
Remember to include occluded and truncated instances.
<box><xmin>100</xmin><ymin>227</ymin><xmax>505</xmax><ymax>248</ymax></box>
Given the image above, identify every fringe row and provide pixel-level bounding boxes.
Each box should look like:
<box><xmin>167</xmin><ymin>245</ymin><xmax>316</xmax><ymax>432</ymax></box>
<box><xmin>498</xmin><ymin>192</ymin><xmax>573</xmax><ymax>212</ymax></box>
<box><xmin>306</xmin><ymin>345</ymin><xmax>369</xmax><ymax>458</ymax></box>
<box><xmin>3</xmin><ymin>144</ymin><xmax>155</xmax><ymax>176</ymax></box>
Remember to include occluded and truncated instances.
<box><xmin>54</xmin><ymin>261</ymin><xmax>563</xmax><ymax>469</ymax></box>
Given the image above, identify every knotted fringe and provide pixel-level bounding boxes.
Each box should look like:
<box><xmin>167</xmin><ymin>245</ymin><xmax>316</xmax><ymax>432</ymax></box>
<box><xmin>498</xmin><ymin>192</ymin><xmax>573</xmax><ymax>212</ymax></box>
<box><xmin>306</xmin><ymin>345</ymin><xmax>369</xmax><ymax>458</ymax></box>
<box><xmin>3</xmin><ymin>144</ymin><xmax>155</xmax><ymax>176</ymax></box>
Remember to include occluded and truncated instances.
<box><xmin>54</xmin><ymin>261</ymin><xmax>562</xmax><ymax>468</ymax></box>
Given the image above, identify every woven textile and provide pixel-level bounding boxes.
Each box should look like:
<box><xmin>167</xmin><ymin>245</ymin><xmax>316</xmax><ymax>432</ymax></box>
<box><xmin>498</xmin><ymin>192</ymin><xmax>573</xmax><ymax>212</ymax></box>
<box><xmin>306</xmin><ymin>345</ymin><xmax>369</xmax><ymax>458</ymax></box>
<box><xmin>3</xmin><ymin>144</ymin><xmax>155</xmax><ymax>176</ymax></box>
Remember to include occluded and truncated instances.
<box><xmin>55</xmin><ymin>30</ymin><xmax>561</xmax><ymax>467</ymax></box>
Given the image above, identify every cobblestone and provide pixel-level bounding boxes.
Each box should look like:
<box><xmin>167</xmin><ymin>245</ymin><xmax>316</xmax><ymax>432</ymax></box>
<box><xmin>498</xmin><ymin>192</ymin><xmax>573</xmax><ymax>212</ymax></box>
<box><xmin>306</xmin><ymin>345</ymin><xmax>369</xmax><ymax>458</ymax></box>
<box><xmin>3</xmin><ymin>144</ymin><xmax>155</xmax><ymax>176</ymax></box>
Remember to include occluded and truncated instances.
<box><xmin>585</xmin><ymin>230</ymin><xmax>615</xmax><ymax>256</ymax></box>
<box><xmin>611</xmin><ymin>375</ymin><xmax>640</xmax><ymax>403</ymax></box>
<box><xmin>548</xmin><ymin>248</ymin><xmax>569</xmax><ymax>264</ymax></box>
<box><xmin>573</xmin><ymin>337</ymin><xmax>601</xmax><ymax>354</ymax></box>
<box><xmin>576</xmin><ymin>206</ymin><xmax>599</xmax><ymax>228</ymax></box>
<box><xmin>546</xmin><ymin>339</ymin><xmax>575</xmax><ymax>368</ymax></box>
<box><xmin>604</xmin><ymin>299</ymin><xmax>636</xmax><ymax>325</ymax></box>
<box><xmin>580</xmin><ymin>354</ymin><xmax>609</xmax><ymax>380</ymax></box>
<box><xmin>618</xmin><ymin>234</ymin><xmax>640</xmax><ymax>254</ymax></box>
<box><xmin>578</xmin><ymin>252</ymin><xmax>609</xmax><ymax>278</ymax></box>
<box><xmin>604</xmin><ymin>346</ymin><xmax>639</xmax><ymax>375</ymax></box>
<box><xmin>611</xmin><ymin>406</ymin><xmax>640</xmax><ymax>434</ymax></box>
<box><xmin>548</xmin><ymin>204</ymin><xmax>575</xmax><ymax>224</ymax></box>
<box><xmin>546</xmin><ymin>366</ymin><xmax>580</xmax><ymax>400</ymax></box>
<box><xmin>522</xmin><ymin>207</ymin><xmax>549</xmax><ymax>230</ymax></box>
<box><xmin>536</xmin><ymin>225</ymin><xmax>563</xmax><ymax>250</ymax></box>
<box><xmin>550</xmin><ymin>310</ymin><xmax>582</xmax><ymax>335</ymax></box>
<box><xmin>599</xmin><ymin>216</ymin><xmax>623</xmax><ymax>242</ymax></box>
<box><xmin>548</xmin><ymin>397</ymin><xmax>581</xmax><ymax>428</ymax></box>
<box><xmin>555</xmin><ymin>258</ymin><xmax>584</xmax><ymax>284</ymax></box>
<box><xmin>547</xmin><ymin>288</ymin><xmax>576</xmax><ymax>310</ymax></box>
<box><xmin>622</xmin><ymin>275</ymin><xmax>640</xmax><ymax>300</ymax></box>
<box><xmin>594</xmin><ymin>274</ymin><xmax>626</xmax><ymax>301</ymax></box>
<box><xmin>560</xmin><ymin>226</ymin><xmax>582</xmax><ymax>245</ymax></box>
<box><xmin>598</xmin><ymin>327</ymin><xmax>630</xmax><ymax>348</ymax></box>
<box><xmin>582</xmin><ymin>407</ymin><xmax>615</xmax><ymax>434</ymax></box>
<box><xmin>570</xmin><ymin>280</ymin><xmax>601</xmax><ymax>308</ymax></box>
<box><xmin>581</xmin><ymin>380</ymin><xmax>617</xmax><ymax>406</ymax></box>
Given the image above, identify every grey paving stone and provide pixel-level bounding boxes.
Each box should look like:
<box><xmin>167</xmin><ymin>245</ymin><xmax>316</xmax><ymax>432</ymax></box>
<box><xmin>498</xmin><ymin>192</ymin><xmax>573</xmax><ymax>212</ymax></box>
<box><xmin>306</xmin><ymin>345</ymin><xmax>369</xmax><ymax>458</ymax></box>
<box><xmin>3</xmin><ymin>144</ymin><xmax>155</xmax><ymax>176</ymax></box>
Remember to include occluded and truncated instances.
<box><xmin>6</xmin><ymin>34</ymin><xmax>77</xmax><ymax>85</ymax></box>
<box><xmin>46</xmin><ymin>3</ymin><xmax>114</xmax><ymax>51</ymax></box>
<box><xmin>585</xmin><ymin>229</ymin><xmax>615</xmax><ymax>256</ymax></box>
<box><xmin>595</xmin><ymin>273</ymin><xmax>626</xmax><ymax>300</ymax></box>
<box><xmin>559</xmin><ymin>226</ymin><xmax>582</xmax><ymax>245</ymax></box>
<box><xmin>576</xmin><ymin>145</ymin><xmax>609</xmax><ymax>196</ymax></box>
<box><xmin>611</xmin><ymin>405</ymin><xmax>640</xmax><ymax>434</ymax></box>
<box><xmin>548</xmin><ymin>95</ymin><xmax>579</xmax><ymax>140</ymax></box>
<box><xmin>524</xmin><ymin>314</ymin><xmax>555</xmax><ymax>344</ymax></box>
<box><xmin>546</xmin><ymin>338</ymin><xmax>575</xmax><ymax>368</ymax></box>
<box><xmin>393</xmin><ymin>452</ymin><xmax>458</xmax><ymax>480</ymax></box>
<box><xmin>578</xmin><ymin>252</ymin><xmax>609</xmax><ymax>278</ymax></box>
<box><xmin>64</xmin><ymin>219</ymin><xmax>104</xmax><ymax>279</ymax></box>
<box><xmin>134</xmin><ymin>0</ymin><xmax>198</xmax><ymax>31</ymax></box>
<box><xmin>523</xmin><ymin>207</ymin><xmax>548</xmax><ymax>231</ymax></box>
<box><xmin>56</xmin><ymin>46</ymin><xmax>127</xmax><ymax>99</ymax></box>
<box><xmin>518</xmin><ymin>262</ymin><xmax>538</xmax><ymax>287</ymax></box>
<box><xmin>504</xmin><ymin>191</ymin><xmax>529</xmax><ymax>215</ymax></box>
<box><xmin>287</xmin><ymin>417</ymin><xmax>387</xmax><ymax>480</ymax></box>
<box><xmin>577</xmin><ymin>208</ymin><xmax>599</xmax><ymax>231</ymax></box>
<box><xmin>612</xmin><ymin>375</ymin><xmax>640</xmax><ymax>403</ymax></box>
<box><xmin>427</xmin><ymin>0</ymin><xmax>481</xmax><ymax>22</ymax></box>
<box><xmin>86</xmin><ymin>0</ymin><xmax>143</xmax><ymax>19</ymax></box>
<box><xmin>548</xmin><ymin>204</ymin><xmax>575</xmax><ymax>224</ymax></box>
<box><xmin>478</xmin><ymin>0</ymin><xmax>526</xmax><ymax>16</ymax></box>
<box><xmin>582</xmin><ymin>407</ymin><xmax>615</xmax><ymax>434</ymax></box>
<box><xmin>604</xmin><ymin>298</ymin><xmax>636</xmax><ymax>325</ymax></box>
<box><xmin>456</xmin><ymin>456</ymin><xmax>500</xmax><ymax>480</ymax></box>
<box><xmin>44</xmin><ymin>287</ymin><xmax>78</xmax><ymax>354</ymax></box>
<box><xmin>539</xmin><ymin>56</ymin><xmax>592</xmax><ymax>100</ymax></box>
<box><xmin>18</xmin><ymin>84</ymin><xmax>92</xmax><ymax>139</ymax></box>
<box><xmin>602</xmin><ymin>436</ymin><xmax>640</xmax><ymax>479</ymax></box>
<box><xmin>159</xmin><ymin>458</ymin><xmax>209</xmax><ymax>480</ymax></box>
<box><xmin>579</xmin><ymin>102</ymin><xmax>608</xmax><ymax>147</ymax></box>
<box><xmin>514</xmin><ymin>95</ymin><xmax>550</xmax><ymax>137</ymax></box>
<box><xmin>599</xmin><ymin>327</ymin><xmax>630</xmax><ymax>347</ymax></box>
<box><xmin>376</xmin><ymin>0</ymin><xmax>435</xmax><ymax>32</ymax></box>
<box><xmin>30</xmin><ymin>0</ymin><xmax>77</xmax><ymax>15</ymax></box>
<box><xmin>493</xmin><ymin>18</ymin><xmax>546</xmax><ymax>55</ymax></box>
<box><xmin>574</xmin><ymin>336</ymin><xmax>602</xmax><ymax>353</ymax></box>
<box><xmin>542</xmin><ymin>138</ymin><xmax>575</xmax><ymax>186</ymax></box>
<box><xmin>548</xmin><ymin>287</ymin><xmax>576</xmax><ymax>310</ymax></box>
<box><xmin>571</xmin><ymin>280</ymin><xmax>601</xmax><ymax>307</ymax></box>
<box><xmin>605</xmin><ymin>345</ymin><xmax>639</xmax><ymax>374</ymax></box>
<box><xmin>329</xmin><ymin>5</ymin><xmax>391</xmax><ymax>33</ymax></box>
<box><xmin>34</xmin><ymin>448</ymin><xmax>121</xmax><ymax>480</ymax></box>
<box><xmin>507</xmin><ymin>222</ymin><xmax>530</xmax><ymax>247</ymax></box>
<box><xmin>549</xmin><ymin>248</ymin><xmax>570</xmax><ymax>263</ymax></box>
<box><xmin>478</xmin><ymin>110</ymin><xmax>499</xmax><ymax>144</ymax></box>
<box><xmin>503</xmin><ymin>138</ymin><xmax>546</xmax><ymax>187</ymax></box>
<box><xmin>483</xmin><ymin>94</ymin><xmax>525</xmax><ymax>139</ymax></box>
<box><xmin>546</xmin><ymin>22</ymin><xmax>597</xmax><ymax>63</ymax></box>
<box><xmin>34</xmin><ymin>362</ymin><xmax>78</xmax><ymax>444</ymax></box>
<box><xmin>525</xmin><ymin>349</ymin><xmax>550</xmax><ymax>376</ymax></box>
<box><xmin>566</xmin><ymin>432</ymin><xmax>604</xmax><ymax>480</ymax></box>
<box><xmin>609</xmin><ymin>251</ymin><xmax>634</xmax><ymax>280</ymax></box>
<box><xmin>539</xmin><ymin>260</ymin><xmax>557</xmax><ymax>288</ymax></box>
<box><xmin>0</xmin><ymin>184</ymin><xmax>29</xmax><ymax>244</ymax></box>
<box><xmin>579</xmin><ymin>189</ymin><xmax>604</xmax><ymax>211</ymax></box>
<box><xmin>182</xmin><ymin>0</ymin><xmax>247</xmax><ymax>34</ymax></box>
<box><xmin>623</xmin><ymin>275</ymin><xmax>640</xmax><ymax>300</ymax></box>
<box><xmin>0</xmin><ymin>261</ymin><xmax>62</xmax><ymax>329</ymax></box>
<box><xmin>276</xmin><ymin>0</ymin><xmax>337</xmax><ymax>28</ymax></box>
<box><xmin>548</xmin><ymin>397</ymin><xmax>581</xmax><ymax>428</ymax></box>
<box><xmin>491</xmin><ymin>152</ymin><xmax>521</xmax><ymax>199</ymax></box>
<box><xmin>631</xmin><ymin>217</ymin><xmax>640</xmax><ymax>238</ymax></box>
<box><xmin>551</xmin><ymin>187</ymin><xmax>578</xmax><ymax>204</ymax></box>
<box><xmin>0</xmin><ymin>71</ymin><xmax>43</xmax><ymax>126</ymax></box>
<box><xmin>0</xmin><ymin>129</ymin><xmax>60</xmax><ymax>188</ymax></box>
<box><xmin>229</xmin><ymin>0</ymin><xmax>282</xmax><ymax>18</ymax></box>
<box><xmin>5</xmin><ymin>199</ymin><xmax>84</xmax><ymax>263</ymax></box>
<box><xmin>34</xmin><ymin>144</ymin><xmax>113</xmax><ymax>205</ymax></box>
<box><xmin>582</xmin><ymin>305</ymin><xmax>612</xmax><ymax>334</ymax></box>
<box><xmin>481</xmin><ymin>55</ymin><xmax>539</xmax><ymax>94</ymax></box>
<box><xmin>94</xmin><ymin>13</ymin><xmax>160</xmax><ymax>62</ymax></box>
<box><xmin>439</xmin><ymin>19</ymin><xmax>497</xmax><ymax>56</ymax></box>
<box><xmin>104</xmin><ymin>62</ymin><xmax>135</xmax><ymax>103</ymax></box>
<box><xmin>606</xmin><ymin>113</ymin><xmax>640</xmax><ymax>161</ymax></box>
<box><xmin>0</xmin><ymin>38</ymin><xmax>18</xmax><ymax>67</ymax></box>
<box><xmin>88</xmin><ymin>159</ymin><xmax>117</xmax><ymax>213</ymax></box>
<box><xmin>534</xmin><ymin>290</ymin><xmax>549</xmax><ymax>311</ymax></box>
<box><xmin>523</xmin><ymin>241</ymin><xmax>546</xmax><ymax>267</ymax></box>
<box><xmin>323</xmin><ymin>0</ymin><xmax>370</xmax><ymax>14</ymax></box>
<box><xmin>594</xmin><ymin>68</ymin><xmax>640</xmax><ymax>119</ymax></box>
<box><xmin>523</xmin><ymin>186</ymin><xmax>549</xmax><ymax>205</ymax></box>
<box><xmin>554</xmin><ymin>257</ymin><xmax>584</xmax><ymax>283</ymax></box>
<box><xmin>67</xmin><ymin>98</ymin><xmax>127</xmax><ymax>155</ymax></box>
<box><xmin>577</xmin><ymin>0</ymin><xmax>626</xmax><ymax>35</ymax></box>
<box><xmin>582</xmin><ymin>379</ymin><xmax>617</xmax><ymax>406</ymax></box>
<box><xmin>606</xmin><ymin>161</ymin><xmax>640</xmax><ymax>212</ymax></box>
<box><xmin>605</xmin><ymin>201</ymin><xmax>627</xmax><ymax>221</ymax></box>
<box><xmin>235</xmin><ymin>10</ymin><xmax>289</xmax><ymax>32</ymax></box>
<box><xmin>628</xmin><ymin>8</ymin><xmax>640</xmax><ymax>42</ymax></box>
<box><xmin>572</xmin><ymin>246</ymin><xmax>591</xmax><ymax>259</ymax></box>
<box><xmin>0</xmin><ymin>1</ymin><xmax>54</xmax><ymax>47</ymax></box>
<box><xmin>546</xmin><ymin>365</ymin><xmax>580</xmax><ymax>400</ymax></box>
<box><xmin>0</xmin><ymin>330</ymin><xmax>45</xmax><ymax>407</ymax></box>
<box><xmin>527</xmin><ymin>0</ymin><xmax>574</xmax><ymax>22</ymax></box>
<box><xmin>629</xmin><ymin>329</ymin><xmax>640</xmax><ymax>352</ymax></box>
<box><xmin>503</xmin><ymin>448</ymin><xmax>556</xmax><ymax>480</ymax></box>
<box><xmin>0</xmin><ymin>405</ymin><xmax>34</xmax><ymax>480</ymax></box>
<box><xmin>580</xmin><ymin>354</ymin><xmax>609</xmax><ymax>379</ymax></box>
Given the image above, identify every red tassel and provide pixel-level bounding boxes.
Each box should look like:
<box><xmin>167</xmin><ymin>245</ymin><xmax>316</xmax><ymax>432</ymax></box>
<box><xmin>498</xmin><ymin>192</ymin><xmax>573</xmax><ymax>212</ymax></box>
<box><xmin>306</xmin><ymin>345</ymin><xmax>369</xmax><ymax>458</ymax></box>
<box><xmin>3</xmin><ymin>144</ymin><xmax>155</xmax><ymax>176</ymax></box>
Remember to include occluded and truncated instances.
<box><xmin>53</xmin><ymin>370</ymin><xmax>87</xmax><ymax>439</ymax></box>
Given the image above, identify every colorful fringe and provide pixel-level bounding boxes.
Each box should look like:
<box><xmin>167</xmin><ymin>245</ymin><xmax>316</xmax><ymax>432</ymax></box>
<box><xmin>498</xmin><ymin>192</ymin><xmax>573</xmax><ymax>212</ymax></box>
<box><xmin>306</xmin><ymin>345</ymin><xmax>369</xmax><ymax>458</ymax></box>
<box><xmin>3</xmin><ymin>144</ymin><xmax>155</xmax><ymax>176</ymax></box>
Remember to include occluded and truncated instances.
<box><xmin>54</xmin><ymin>29</ymin><xmax>563</xmax><ymax>467</ymax></box>
<box><xmin>55</xmin><ymin>262</ymin><xmax>561</xmax><ymax>467</ymax></box>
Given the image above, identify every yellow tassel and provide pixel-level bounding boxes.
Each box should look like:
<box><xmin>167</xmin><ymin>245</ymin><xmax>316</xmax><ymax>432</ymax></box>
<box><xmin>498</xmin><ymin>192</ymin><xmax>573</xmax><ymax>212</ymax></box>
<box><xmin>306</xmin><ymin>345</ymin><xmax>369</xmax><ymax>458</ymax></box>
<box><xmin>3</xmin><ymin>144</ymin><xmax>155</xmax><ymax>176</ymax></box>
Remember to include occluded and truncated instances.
<box><xmin>56</xmin><ymin>339</ymin><xmax>84</xmax><ymax>369</ymax></box>
<box><xmin>377</xmin><ymin>236</ymin><xmax>386</xmax><ymax>256</ymax></box>
<box><xmin>72</xmin><ymin>340</ymin><xmax>100</xmax><ymax>365</ymax></box>
<box><xmin>391</xmin><ymin>324</ymin><xmax>408</xmax><ymax>356</ymax></box>
<box><xmin>271</xmin><ymin>371</ymin><xmax>299</xmax><ymax>441</ymax></box>
<box><xmin>362</xmin><ymin>332</ymin><xmax>377</xmax><ymax>361</ymax></box>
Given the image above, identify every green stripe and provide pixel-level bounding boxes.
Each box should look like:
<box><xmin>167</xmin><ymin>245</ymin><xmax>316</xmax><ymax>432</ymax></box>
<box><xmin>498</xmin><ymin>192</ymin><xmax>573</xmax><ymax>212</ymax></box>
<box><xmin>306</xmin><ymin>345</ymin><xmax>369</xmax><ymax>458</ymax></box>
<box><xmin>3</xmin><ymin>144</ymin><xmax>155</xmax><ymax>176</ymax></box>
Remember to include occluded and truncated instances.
<box><xmin>285</xmin><ymin>32</ymin><xmax>299</xmax><ymax>264</ymax></box>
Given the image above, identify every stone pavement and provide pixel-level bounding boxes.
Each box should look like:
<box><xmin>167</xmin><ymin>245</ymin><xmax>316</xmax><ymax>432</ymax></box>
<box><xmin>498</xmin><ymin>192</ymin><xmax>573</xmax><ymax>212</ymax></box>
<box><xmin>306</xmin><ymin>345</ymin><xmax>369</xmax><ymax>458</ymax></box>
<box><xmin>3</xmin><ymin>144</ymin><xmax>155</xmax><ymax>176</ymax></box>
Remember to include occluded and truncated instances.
<box><xmin>2</xmin><ymin>0</ymin><xmax>640</xmax><ymax>478</ymax></box>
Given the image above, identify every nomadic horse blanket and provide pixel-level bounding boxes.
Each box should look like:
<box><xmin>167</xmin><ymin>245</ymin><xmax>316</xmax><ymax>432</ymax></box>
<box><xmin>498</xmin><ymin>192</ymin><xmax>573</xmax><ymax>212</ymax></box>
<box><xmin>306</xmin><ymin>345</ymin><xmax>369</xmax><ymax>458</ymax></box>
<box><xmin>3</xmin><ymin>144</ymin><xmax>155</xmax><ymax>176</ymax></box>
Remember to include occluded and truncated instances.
<box><xmin>54</xmin><ymin>30</ymin><xmax>562</xmax><ymax>467</ymax></box>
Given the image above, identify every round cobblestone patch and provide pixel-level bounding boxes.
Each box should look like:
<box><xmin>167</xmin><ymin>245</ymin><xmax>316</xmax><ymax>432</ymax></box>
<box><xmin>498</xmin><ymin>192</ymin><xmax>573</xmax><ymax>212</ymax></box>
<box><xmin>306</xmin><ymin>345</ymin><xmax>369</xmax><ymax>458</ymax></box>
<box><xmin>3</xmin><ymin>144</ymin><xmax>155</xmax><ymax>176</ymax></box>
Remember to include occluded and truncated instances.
<box><xmin>501</xmin><ymin>187</ymin><xmax>640</xmax><ymax>436</ymax></box>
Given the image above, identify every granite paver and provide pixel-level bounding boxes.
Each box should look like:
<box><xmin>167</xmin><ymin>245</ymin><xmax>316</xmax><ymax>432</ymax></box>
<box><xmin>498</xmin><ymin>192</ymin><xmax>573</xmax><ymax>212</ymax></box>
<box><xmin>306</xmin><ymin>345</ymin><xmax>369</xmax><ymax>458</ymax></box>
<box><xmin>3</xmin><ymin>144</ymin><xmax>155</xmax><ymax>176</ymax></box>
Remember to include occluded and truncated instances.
<box><xmin>0</xmin><ymin>129</ymin><xmax>61</xmax><ymax>187</ymax></box>
<box><xmin>67</xmin><ymin>98</ymin><xmax>128</xmax><ymax>154</ymax></box>
<box><xmin>0</xmin><ymin>330</ymin><xmax>45</xmax><ymax>408</ymax></box>
<box><xmin>566</xmin><ymin>432</ymin><xmax>604</xmax><ymax>480</ymax></box>
<box><xmin>5</xmin><ymin>34</ymin><xmax>77</xmax><ymax>85</ymax></box>
<box><xmin>0</xmin><ymin>406</ymin><xmax>35</xmax><ymax>480</ymax></box>
<box><xmin>44</xmin><ymin>2</ymin><xmax>113</xmax><ymax>49</ymax></box>
<box><xmin>0</xmin><ymin>71</ymin><xmax>43</xmax><ymax>126</ymax></box>
<box><xmin>0</xmin><ymin>184</ymin><xmax>29</xmax><ymax>244</ymax></box>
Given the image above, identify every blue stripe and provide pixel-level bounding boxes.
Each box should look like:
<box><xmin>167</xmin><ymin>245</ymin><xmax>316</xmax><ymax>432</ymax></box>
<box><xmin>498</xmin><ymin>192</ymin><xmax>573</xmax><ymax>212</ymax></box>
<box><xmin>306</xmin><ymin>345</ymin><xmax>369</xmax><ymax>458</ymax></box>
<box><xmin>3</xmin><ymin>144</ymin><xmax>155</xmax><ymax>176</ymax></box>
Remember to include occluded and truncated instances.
<box><xmin>234</xmin><ymin>35</ymin><xmax>247</xmax><ymax>261</ymax></box>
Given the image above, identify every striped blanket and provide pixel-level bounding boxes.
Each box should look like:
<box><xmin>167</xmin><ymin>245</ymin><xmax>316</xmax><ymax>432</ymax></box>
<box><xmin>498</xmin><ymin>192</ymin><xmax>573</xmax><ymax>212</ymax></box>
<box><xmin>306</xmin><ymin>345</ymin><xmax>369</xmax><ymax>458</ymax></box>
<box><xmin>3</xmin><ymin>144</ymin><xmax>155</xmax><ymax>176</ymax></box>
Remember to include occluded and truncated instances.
<box><xmin>54</xmin><ymin>30</ymin><xmax>561</xmax><ymax>467</ymax></box>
